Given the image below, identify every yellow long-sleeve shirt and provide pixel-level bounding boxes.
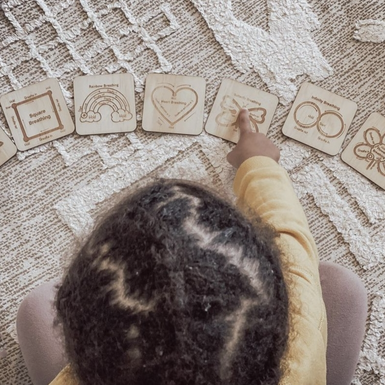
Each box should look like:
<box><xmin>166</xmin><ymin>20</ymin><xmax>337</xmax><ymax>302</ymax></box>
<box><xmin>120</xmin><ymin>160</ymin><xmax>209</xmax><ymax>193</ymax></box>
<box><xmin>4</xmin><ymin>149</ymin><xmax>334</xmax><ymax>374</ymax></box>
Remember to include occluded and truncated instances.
<box><xmin>234</xmin><ymin>156</ymin><xmax>327</xmax><ymax>385</ymax></box>
<box><xmin>50</xmin><ymin>156</ymin><xmax>327</xmax><ymax>385</ymax></box>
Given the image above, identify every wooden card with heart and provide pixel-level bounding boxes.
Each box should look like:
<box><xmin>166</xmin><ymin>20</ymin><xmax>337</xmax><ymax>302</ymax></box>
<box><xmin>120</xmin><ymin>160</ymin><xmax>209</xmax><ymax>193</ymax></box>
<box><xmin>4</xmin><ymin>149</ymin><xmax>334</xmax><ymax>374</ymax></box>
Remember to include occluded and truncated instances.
<box><xmin>74</xmin><ymin>73</ymin><xmax>136</xmax><ymax>135</ymax></box>
<box><xmin>205</xmin><ymin>78</ymin><xmax>279</xmax><ymax>143</ymax></box>
<box><xmin>341</xmin><ymin>112</ymin><xmax>385</xmax><ymax>190</ymax></box>
<box><xmin>0</xmin><ymin>128</ymin><xmax>17</xmax><ymax>167</ymax></box>
<box><xmin>142</xmin><ymin>73</ymin><xmax>206</xmax><ymax>135</ymax></box>
<box><xmin>0</xmin><ymin>78</ymin><xmax>74</xmax><ymax>151</ymax></box>
<box><xmin>282</xmin><ymin>82</ymin><xmax>358</xmax><ymax>156</ymax></box>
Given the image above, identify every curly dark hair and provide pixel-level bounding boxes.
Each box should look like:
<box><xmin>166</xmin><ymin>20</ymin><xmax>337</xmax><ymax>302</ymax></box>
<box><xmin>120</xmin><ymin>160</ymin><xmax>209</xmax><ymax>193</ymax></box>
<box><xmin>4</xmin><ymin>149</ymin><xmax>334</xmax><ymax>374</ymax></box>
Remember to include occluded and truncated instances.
<box><xmin>55</xmin><ymin>180</ymin><xmax>289</xmax><ymax>385</ymax></box>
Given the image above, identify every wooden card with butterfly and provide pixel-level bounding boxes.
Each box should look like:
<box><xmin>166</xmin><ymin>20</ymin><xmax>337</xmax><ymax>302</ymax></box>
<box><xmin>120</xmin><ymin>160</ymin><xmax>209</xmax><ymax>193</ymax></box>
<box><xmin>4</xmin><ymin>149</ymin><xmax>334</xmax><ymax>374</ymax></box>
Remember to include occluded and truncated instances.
<box><xmin>205</xmin><ymin>79</ymin><xmax>279</xmax><ymax>143</ymax></box>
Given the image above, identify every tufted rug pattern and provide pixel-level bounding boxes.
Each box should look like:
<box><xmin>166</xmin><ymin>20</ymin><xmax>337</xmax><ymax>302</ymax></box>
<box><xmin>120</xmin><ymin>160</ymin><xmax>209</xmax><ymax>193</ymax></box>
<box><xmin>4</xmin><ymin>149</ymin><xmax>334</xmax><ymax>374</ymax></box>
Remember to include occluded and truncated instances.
<box><xmin>0</xmin><ymin>1</ymin><xmax>384</xmax><ymax>384</ymax></box>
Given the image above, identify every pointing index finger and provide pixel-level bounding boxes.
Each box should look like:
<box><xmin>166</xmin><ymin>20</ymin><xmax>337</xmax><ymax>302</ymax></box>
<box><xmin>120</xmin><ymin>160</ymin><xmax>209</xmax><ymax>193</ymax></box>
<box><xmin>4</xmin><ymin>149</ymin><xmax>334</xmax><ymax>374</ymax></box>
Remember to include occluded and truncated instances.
<box><xmin>237</xmin><ymin>109</ymin><xmax>253</xmax><ymax>136</ymax></box>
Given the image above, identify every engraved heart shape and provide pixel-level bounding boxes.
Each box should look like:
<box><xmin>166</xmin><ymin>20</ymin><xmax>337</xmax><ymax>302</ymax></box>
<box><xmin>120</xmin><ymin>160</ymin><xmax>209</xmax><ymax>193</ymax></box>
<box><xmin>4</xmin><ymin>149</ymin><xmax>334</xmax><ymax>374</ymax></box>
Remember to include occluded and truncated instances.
<box><xmin>151</xmin><ymin>85</ymin><xmax>198</xmax><ymax>127</ymax></box>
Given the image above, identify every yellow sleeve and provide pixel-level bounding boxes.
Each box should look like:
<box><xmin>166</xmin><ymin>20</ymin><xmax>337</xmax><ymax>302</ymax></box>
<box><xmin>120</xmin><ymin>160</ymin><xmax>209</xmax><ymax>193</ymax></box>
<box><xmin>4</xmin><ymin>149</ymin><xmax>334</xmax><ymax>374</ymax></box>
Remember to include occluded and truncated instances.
<box><xmin>234</xmin><ymin>156</ymin><xmax>327</xmax><ymax>385</ymax></box>
<box><xmin>49</xmin><ymin>365</ymin><xmax>78</xmax><ymax>385</ymax></box>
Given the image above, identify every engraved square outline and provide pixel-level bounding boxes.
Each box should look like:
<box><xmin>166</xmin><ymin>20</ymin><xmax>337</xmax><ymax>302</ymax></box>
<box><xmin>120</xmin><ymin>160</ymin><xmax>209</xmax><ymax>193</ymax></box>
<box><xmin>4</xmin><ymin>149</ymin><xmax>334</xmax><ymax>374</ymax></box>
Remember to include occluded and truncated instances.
<box><xmin>11</xmin><ymin>90</ymin><xmax>63</xmax><ymax>142</ymax></box>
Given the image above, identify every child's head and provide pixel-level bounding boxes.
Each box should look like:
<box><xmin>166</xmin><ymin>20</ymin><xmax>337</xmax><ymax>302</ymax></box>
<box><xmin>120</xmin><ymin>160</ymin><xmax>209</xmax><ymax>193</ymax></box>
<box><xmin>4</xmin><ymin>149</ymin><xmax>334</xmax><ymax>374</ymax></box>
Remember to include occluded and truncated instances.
<box><xmin>55</xmin><ymin>180</ymin><xmax>289</xmax><ymax>385</ymax></box>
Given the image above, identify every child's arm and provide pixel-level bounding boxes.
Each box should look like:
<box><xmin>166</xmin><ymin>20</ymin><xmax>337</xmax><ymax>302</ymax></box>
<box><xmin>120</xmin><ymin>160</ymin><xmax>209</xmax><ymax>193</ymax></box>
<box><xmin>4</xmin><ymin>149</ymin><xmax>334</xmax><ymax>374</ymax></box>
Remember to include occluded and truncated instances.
<box><xmin>228</xmin><ymin>110</ymin><xmax>327</xmax><ymax>385</ymax></box>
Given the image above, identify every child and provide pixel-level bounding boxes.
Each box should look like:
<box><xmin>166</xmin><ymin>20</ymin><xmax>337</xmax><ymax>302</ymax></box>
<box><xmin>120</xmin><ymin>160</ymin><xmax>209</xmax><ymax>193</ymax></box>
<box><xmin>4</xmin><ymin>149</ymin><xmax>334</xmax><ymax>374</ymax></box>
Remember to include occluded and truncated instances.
<box><xmin>17</xmin><ymin>110</ymin><xmax>367</xmax><ymax>385</ymax></box>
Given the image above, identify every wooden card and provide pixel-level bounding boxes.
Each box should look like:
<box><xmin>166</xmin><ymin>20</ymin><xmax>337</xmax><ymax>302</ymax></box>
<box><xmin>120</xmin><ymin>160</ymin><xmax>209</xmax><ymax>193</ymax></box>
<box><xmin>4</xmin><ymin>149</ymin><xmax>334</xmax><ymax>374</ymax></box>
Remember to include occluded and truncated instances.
<box><xmin>341</xmin><ymin>112</ymin><xmax>385</xmax><ymax>190</ymax></box>
<box><xmin>205</xmin><ymin>78</ymin><xmax>279</xmax><ymax>143</ymax></box>
<box><xmin>142</xmin><ymin>73</ymin><xmax>206</xmax><ymax>135</ymax></box>
<box><xmin>74</xmin><ymin>73</ymin><xmax>136</xmax><ymax>135</ymax></box>
<box><xmin>0</xmin><ymin>78</ymin><xmax>74</xmax><ymax>151</ymax></box>
<box><xmin>0</xmin><ymin>129</ymin><xmax>17</xmax><ymax>166</ymax></box>
<box><xmin>282</xmin><ymin>82</ymin><xmax>357</xmax><ymax>156</ymax></box>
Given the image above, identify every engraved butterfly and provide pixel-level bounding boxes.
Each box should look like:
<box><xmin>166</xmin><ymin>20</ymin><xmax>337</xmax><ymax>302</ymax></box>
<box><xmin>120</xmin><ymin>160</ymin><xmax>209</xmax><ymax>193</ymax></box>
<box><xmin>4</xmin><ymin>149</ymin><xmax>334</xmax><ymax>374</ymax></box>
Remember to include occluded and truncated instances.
<box><xmin>215</xmin><ymin>95</ymin><xmax>267</xmax><ymax>132</ymax></box>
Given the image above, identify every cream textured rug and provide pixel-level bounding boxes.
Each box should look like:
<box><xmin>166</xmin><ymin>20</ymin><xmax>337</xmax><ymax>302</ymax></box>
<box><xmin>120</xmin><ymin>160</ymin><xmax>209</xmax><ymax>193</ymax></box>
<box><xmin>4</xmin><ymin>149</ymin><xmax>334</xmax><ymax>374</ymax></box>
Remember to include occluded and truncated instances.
<box><xmin>1</xmin><ymin>1</ymin><xmax>385</xmax><ymax>384</ymax></box>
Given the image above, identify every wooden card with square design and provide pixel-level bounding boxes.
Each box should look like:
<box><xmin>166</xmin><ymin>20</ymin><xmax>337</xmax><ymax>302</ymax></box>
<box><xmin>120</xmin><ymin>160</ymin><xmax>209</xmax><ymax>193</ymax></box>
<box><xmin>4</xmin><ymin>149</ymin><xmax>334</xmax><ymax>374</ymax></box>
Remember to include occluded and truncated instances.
<box><xmin>0</xmin><ymin>78</ymin><xmax>74</xmax><ymax>151</ymax></box>
<box><xmin>0</xmin><ymin>129</ymin><xmax>17</xmax><ymax>167</ymax></box>
<box><xmin>142</xmin><ymin>73</ymin><xmax>206</xmax><ymax>135</ymax></box>
<box><xmin>74</xmin><ymin>73</ymin><xmax>136</xmax><ymax>135</ymax></box>
<box><xmin>282</xmin><ymin>82</ymin><xmax>358</xmax><ymax>156</ymax></box>
<box><xmin>341</xmin><ymin>113</ymin><xmax>385</xmax><ymax>190</ymax></box>
<box><xmin>205</xmin><ymin>78</ymin><xmax>279</xmax><ymax>143</ymax></box>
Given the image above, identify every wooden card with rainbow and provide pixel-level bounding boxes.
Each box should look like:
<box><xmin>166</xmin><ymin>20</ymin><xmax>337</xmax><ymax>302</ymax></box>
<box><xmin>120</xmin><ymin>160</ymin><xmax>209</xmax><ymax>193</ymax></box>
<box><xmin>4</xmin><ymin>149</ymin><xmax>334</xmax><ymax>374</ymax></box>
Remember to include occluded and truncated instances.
<box><xmin>74</xmin><ymin>73</ymin><xmax>136</xmax><ymax>135</ymax></box>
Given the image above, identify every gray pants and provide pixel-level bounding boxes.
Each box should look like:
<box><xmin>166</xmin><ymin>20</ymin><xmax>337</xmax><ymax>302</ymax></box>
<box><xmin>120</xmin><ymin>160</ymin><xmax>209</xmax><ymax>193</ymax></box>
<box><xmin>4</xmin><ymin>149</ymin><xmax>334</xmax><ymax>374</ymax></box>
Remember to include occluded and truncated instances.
<box><xmin>16</xmin><ymin>262</ymin><xmax>368</xmax><ymax>385</ymax></box>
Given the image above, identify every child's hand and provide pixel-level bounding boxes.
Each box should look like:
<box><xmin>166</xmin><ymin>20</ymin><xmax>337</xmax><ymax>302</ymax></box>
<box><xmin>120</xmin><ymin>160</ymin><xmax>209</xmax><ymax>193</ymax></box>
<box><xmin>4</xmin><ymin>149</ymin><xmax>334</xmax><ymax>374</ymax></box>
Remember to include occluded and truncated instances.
<box><xmin>227</xmin><ymin>109</ymin><xmax>280</xmax><ymax>168</ymax></box>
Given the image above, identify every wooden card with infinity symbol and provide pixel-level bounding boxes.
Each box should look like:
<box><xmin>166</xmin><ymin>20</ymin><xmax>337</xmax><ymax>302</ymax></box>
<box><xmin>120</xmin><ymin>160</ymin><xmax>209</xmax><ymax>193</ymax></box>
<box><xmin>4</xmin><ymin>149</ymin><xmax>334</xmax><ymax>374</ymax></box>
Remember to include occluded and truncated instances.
<box><xmin>205</xmin><ymin>78</ymin><xmax>279</xmax><ymax>143</ymax></box>
<box><xmin>142</xmin><ymin>73</ymin><xmax>206</xmax><ymax>135</ymax></box>
<box><xmin>282</xmin><ymin>82</ymin><xmax>358</xmax><ymax>156</ymax></box>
